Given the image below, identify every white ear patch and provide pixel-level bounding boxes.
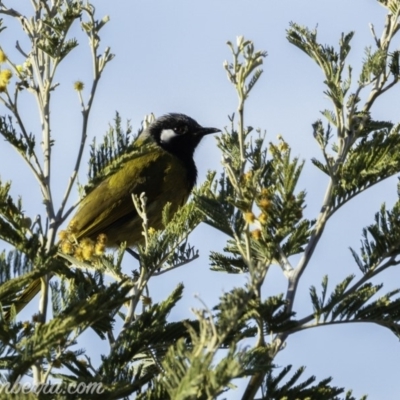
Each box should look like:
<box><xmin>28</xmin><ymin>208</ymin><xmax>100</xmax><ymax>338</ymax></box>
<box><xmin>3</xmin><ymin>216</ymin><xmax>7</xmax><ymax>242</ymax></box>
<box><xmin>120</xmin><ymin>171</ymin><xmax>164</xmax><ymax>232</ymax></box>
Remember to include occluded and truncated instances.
<box><xmin>160</xmin><ymin>129</ymin><xmax>179</xmax><ymax>143</ymax></box>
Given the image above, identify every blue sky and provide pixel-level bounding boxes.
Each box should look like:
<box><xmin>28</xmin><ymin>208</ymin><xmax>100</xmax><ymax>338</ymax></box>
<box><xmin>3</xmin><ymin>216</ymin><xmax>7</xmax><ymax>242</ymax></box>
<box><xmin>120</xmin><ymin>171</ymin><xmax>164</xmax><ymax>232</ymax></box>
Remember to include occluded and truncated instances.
<box><xmin>1</xmin><ymin>1</ymin><xmax>400</xmax><ymax>398</ymax></box>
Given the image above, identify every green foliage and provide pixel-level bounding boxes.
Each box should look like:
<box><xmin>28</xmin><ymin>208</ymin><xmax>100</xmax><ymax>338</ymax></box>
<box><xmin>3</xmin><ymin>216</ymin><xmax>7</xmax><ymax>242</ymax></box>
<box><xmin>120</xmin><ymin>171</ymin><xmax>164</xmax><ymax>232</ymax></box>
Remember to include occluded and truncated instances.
<box><xmin>378</xmin><ymin>0</ymin><xmax>400</xmax><ymax>16</ymax></box>
<box><xmin>224</xmin><ymin>36</ymin><xmax>267</xmax><ymax>101</ymax></box>
<box><xmin>0</xmin><ymin>116</ymin><xmax>35</xmax><ymax>158</ymax></box>
<box><xmin>360</xmin><ymin>47</ymin><xmax>386</xmax><ymax>84</ymax></box>
<box><xmin>311</xmin><ymin>123</ymin><xmax>400</xmax><ymax>211</ymax></box>
<box><xmin>95</xmin><ymin>285</ymin><xmax>187</xmax><ymax>394</ymax></box>
<box><xmin>350</xmin><ymin>200</ymin><xmax>400</xmax><ymax>273</ymax></box>
<box><xmin>35</xmin><ymin>2</ymin><xmax>81</xmax><ymax>60</ymax></box>
<box><xmin>256</xmin><ymin>294</ymin><xmax>297</xmax><ymax>335</ymax></box>
<box><xmin>87</xmin><ymin>112</ymin><xmax>135</xmax><ymax>188</ymax></box>
<box><xmin>9</xmin><ymin>279</ymin><xmax>132</xmax><ymax>382</ymax></box>
<box><xmin>159</xmin><ymin>341</ymin><xmax>241</xmax><ymax>400</ymax></box>
<box><xmin>0</xmin><ymin>253</ymin><xmax>55</xmax><ymax>312</ymax></box>
<box><xmin>144</xmin><ymin>197</ymin><xmax>203</xmax><ymax>268</ymax></box>
<box><xmin>198</xmin><ymin>117</ymin><xmax>313</xmax><ymax>273</ymax></box>
<box><xmin>287</xmin><ymin>23</ymin><xmax>353</xmax><ymax>111</ymax></box>
<box><xmin>261</xmin><ymin>364</ymin><xmax>367</xmax><ymax>400</ymax></box>
<box><xmin>309</xmin><ymin>275</ymin><xmax>400</xmax><ymax>337</ymax></box>
<box><xmin>142</xmin><ymin>285</ymin><xmax>256</xmax><ymax>400</ymax></box>
<box><xmin>0</xmin><ymin>179</ymin><xmax>37</xmax><ymax>252</ymax></box>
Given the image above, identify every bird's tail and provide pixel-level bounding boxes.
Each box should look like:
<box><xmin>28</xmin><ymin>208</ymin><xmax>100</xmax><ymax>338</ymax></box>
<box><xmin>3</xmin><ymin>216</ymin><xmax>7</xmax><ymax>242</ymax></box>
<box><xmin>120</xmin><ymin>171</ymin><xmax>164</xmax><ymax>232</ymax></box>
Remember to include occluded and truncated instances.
<box><xmin>5</xmin><ymin>279</ymin><xmax>42</xmax><ymax>320</ymax></box>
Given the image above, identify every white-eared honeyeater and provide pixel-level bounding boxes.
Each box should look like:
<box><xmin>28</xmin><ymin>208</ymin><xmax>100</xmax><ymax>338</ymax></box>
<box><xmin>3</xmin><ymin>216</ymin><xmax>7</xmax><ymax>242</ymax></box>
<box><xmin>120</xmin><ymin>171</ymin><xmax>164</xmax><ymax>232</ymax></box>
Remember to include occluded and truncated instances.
<box><xmin>11</xmin><ymin>113</ymin><xmax>220</xmax><ymax>316</ymax></box>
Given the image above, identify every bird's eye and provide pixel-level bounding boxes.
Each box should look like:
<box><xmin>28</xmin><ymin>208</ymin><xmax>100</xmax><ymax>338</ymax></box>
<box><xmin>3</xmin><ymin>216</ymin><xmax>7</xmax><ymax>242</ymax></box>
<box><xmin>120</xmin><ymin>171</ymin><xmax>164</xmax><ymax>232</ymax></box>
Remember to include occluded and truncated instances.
<box><xmin>174</xmin><ymin>126</ymin><xmax>185</xmax><ymax>134</ymax></box>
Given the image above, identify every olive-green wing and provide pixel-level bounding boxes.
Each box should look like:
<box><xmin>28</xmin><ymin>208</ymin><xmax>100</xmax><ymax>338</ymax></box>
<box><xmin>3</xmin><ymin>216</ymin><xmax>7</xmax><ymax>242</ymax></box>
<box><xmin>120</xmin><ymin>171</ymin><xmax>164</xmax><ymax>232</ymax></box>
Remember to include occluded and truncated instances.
<box><xmin>70</xmin><ymin>146</ymin><xmax>189</xmax><ymax>243</ymax></box>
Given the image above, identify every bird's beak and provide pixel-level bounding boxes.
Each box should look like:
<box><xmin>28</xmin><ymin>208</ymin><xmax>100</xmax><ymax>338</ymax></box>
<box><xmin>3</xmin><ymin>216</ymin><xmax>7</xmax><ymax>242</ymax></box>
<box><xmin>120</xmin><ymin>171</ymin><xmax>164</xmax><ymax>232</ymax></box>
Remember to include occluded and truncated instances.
<box><xmin>197</xmin><ymin>127</ymin><xmax>221</xmax><ymax>136</ymax></box>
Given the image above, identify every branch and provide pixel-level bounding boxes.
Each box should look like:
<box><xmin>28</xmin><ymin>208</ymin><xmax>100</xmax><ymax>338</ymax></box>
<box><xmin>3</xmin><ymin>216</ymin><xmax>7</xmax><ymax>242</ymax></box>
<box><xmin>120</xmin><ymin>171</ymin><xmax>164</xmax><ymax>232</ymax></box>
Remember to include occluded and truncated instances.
<box><xmin>286</xmin><ymin>179</ymin><xmax>334</xmax><ymax>308</ymax></box>
<box><xmin>284</xmin><ymin>317</ymin><xmax>399</xmax><ymax>337</ymax></box>
<box><xmin>285</xmin><ymin>256</ymin><xmax>400</xmax><ymax>335</ymax></box>
<box><xmin>58</xmin><ymin>8</ymin><xmax>113</xmax><ymax>221</ymax></box>
<box><xmin>152</xmin><ymin>254</ymin><xmax>200</xmax><ymax>276</ymax></box>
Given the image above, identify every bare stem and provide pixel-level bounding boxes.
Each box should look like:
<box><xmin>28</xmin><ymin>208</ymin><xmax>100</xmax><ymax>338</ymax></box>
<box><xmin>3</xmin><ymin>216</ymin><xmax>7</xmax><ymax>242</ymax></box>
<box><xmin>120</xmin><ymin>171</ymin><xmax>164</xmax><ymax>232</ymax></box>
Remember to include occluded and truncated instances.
<box><xmin>58</xmin><ymin>10</ymin><xmax>112</xmax><ymax>221</ymax></box>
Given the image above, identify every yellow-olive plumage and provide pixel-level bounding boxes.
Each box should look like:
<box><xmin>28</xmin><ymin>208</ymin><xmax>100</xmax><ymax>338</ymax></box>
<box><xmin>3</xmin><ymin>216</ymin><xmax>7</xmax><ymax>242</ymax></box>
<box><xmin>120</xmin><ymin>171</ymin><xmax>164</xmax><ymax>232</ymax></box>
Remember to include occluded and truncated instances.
<box><xmin>10</xmin><ymin>113</ymin><xmax>219</xmax><ymax>317</ymax></box>
<box><xmin>71</xmin><ymin>140</ymin><xmax>191</xmax><ymax>245</ymax></box>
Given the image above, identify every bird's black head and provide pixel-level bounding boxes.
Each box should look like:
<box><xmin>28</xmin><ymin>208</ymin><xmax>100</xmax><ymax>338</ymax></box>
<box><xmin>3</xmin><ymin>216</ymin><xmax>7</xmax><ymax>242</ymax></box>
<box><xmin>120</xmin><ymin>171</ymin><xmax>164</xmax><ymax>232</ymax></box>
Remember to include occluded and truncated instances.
<box><xmin>146</xmin><ymin>113</ymin><xmax>220</xmax><ymax>160</ymax></box>
<box><xmin>144</xmin><ymin>113</ymin><xmax>220</xmax><ymax>188</ymax></box>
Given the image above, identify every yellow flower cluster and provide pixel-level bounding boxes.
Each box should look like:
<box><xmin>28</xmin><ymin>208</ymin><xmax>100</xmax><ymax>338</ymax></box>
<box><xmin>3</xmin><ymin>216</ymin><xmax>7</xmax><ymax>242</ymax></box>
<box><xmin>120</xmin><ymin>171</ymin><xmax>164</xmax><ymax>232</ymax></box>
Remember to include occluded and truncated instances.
<box><xmin>147</xmin><ymin>227</ymin><xmax>156</xmax><ymax>235</ymax></box>
<box><xmin>244</xmin><ymin>187</ymin><xmax>276</xmax><ymax>241</ymax></box>
<box><xmin>256</xmin><ymin>187</ymin><xmax>273</xmax><ymax>224</ymax></box>
<box><xmin>0</xmin><ymin>49</ymin><xmax>12</xmax><ymax>92</ymax></box>
<box><xmin>73</xmin><ymin>81</ymin><xmax>84</xmax><ymax>91</ymax></box>
<box><xmin>251</xmin><ymin>229</ymin><xmax>262</xmax><ymax>240</ymax></box>
<box><xmin>243</xmin><ymin>211</ymin><xmax>256</xmax><ymax>224</ymax></box>
<box><xmin>59</xmin><ymin>224</ymin><xmax>107</xmax><ymax>262</ymax></box>
<box><xmin>0</xmin><ymin>68</ymin><xmax>12</xmax><ymax>92</ymax></box>
<box><xmin>0</xmin><ymin>49</ymin><xmax>6</xmax><ymax>63</ymax></box>
<box><xmin>269</xmin><ymin>136</ymin><xmax>290</xmax><ymax>156</ymax></box>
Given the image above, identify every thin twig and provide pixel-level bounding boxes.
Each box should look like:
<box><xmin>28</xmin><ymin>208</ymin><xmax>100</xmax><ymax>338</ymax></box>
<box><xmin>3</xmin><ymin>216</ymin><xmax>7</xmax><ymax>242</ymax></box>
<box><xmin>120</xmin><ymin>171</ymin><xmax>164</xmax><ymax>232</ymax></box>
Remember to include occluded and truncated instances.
<box><xmin>153</xmin><ymin>254</ymin><xmax>200</xmax><ymax>276</ymax></box>
<box><xmin>58</xmin><ymin>10</ymin><xmax>112</xmax><ymax>220</ymax></box>
<box><xmin>369</xmin><ymin>23</ymin><xmax>380</xmax><ymax>47</ymax></box>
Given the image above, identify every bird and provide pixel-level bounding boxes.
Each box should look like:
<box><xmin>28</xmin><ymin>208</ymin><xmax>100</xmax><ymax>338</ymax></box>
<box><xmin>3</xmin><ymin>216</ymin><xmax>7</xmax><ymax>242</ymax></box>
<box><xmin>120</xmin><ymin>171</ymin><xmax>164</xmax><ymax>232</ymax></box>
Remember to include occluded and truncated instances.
<box><xmin>9</xmin><ymin>113</ymin><xmax>220</xmax><ymax>317</ymax></box>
